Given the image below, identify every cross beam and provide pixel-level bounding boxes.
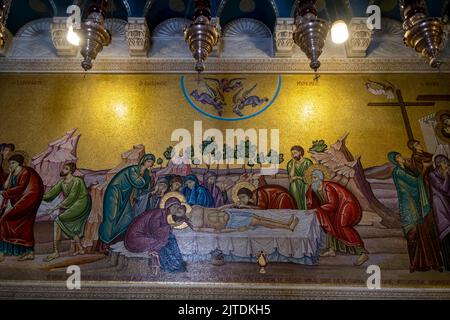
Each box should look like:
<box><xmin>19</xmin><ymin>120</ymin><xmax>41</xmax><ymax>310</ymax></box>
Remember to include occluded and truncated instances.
<box><xmin>368</xmin><ymin>89</ymin><xmax>435</xmax><ymax>141</ymax></box>
<box><xmin>417</xmin><ymin>95</ymin><xmax>450</xmax><ymax>101</ymax></box>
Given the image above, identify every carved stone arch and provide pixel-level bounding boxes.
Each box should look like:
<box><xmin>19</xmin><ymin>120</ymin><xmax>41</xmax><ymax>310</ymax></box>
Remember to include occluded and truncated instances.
<box><xmin>16</xmin><ymin>18</ymin><xmax>52</xmax><ymax>37</ymax></box>
<box><xmin>101</xmin><ymin>18</ymin><xmax>130</xmax><ymax>57</ymax></box>
<box><xmin>105</xmin><ymin>18</ymin><xmax>128</xmax><ymax>38</ymax></box>
<box><xmin>121</xmin><ymin>0</ymin><xmax>132</xmax><ymax>16</ymax></box>
<box><xmin>217</xmin><ymin>0</ymin><xmax>279</xmax><ymax>18</ymax></box>
<box><xmin>222</xmin><ymin>18</ymin><xmax>272</xmax><ymax>38</ymax></box>
<box><xmin>11</xmin><ymin>18</ymin><xmax>55</xmax><ymax>57</ymax></box>
<box><xmin>221</xmin><ymin>18</ymin><xmax>274</xmax><ymax>57</ymax></box>
<box><xmin>153</xmin><ymin>18</ymin><xmax>191</xmax><ymax>37</ymax></box>
<box><xmin>143</xmin><ymin>0</ymin><xmax>156</xmax><ymax>16</ymax></box>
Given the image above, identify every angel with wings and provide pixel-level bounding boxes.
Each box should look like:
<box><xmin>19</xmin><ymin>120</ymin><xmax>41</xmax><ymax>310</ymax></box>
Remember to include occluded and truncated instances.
<box><xmin>365</xmin><ymin>80</ymin><xmax>396</xmax><ymax>100</ymax></box>
<box><xmin>203</xmin><ymin>78</ymin><xmax>245</xmax><ymax>93</ymax></box>
<box><xmin>232</xmin><ymin>84</ymin><xmax>269</xmax><ymax>117</ymax></box>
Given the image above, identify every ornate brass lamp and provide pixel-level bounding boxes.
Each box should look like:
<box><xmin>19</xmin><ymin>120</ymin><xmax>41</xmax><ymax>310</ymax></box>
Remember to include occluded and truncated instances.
<box><xmin>257</xmin><ymin>251</ymin><xmax>268</xmax><ymax>274</ymax></box>
<box><xmin>0</xmin><ymin>0</ymin><xmax>12</xmax><ymax>50</ymax></box>
<box><xmin>400</xmin><ymin>0</ymin><xmax>447</xmax><ymax>69</ymax></box>
<box><xmin>184</xmin><ymin>0</ymin><xmax>220</xmax><ymax>73</ymax></box>
<box><xmin>293</xmin><ymin>0</ymin><xmax>330</xmax><ymax>72</ymax></box>
<box><xmin>79</xmin><ymin>1</ymin><xmax>111</xmax><ymax>71</ymax></box>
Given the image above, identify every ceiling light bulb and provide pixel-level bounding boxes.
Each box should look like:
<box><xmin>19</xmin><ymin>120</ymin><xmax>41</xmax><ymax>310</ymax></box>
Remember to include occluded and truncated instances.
<box><xmin>67</xmin><ymin>25</ymin><xmax>80</xmax><ymax>46</ymax></box>
<box><xmin>331</xmin><ymin>20</ymin><xmax>349</xmax><ymax>44</ymax></box>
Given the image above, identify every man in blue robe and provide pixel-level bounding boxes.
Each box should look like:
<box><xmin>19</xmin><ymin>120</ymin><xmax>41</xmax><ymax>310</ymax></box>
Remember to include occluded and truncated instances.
<box><xmin>99</xmin><ymin>154</ymin><xmax>155</xmax><ymax>244</ymax></box>
<box><xmin>181</xmin><ymin>175</ymin><xmax>214</xmax><ymax>207</ymax></box>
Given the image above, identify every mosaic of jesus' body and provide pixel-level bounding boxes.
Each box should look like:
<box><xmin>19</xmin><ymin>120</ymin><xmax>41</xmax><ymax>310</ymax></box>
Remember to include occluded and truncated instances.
<box><xmin>0</xmin><ymin>131</ymin><xmax>449</xmax><ymax>275</ymax></box>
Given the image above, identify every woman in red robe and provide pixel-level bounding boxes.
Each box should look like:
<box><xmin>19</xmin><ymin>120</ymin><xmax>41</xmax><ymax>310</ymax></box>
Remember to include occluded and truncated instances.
<box><xmin>0</xmin><ymin>154</ymin><xmax>44</xmax><ymax>261</ymax></box>
<box><xmin>306</xmin><ymin>168</ymin><xmax>369</xmax><ymax>266</ymax></box>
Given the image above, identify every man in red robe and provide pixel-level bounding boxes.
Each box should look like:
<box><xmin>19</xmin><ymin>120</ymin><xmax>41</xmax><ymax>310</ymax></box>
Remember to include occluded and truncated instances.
<box><xmin>306</xmin><ymin>168</ymin><xmax>369</xmax><ymax>266</ymax></box>
<box><xmin>237</xmin><ymin>185</ymin><xmax>297</xmax><ymax>210</ymax></box>
<box><xmin>0</xmin><ymin>154</ymin><xmax>44</xmax><ymax>262</ymax></box>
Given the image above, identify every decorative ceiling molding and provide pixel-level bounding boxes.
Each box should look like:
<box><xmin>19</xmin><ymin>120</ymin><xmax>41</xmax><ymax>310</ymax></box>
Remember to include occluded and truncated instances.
<box><xmin>153</xmin><ymin>18</ymin><xmax>191</xmax><ymax>37</ymax></box>
<box><xmin>15</xmin><ymin>18</ymin><xmax>51</xmax><ymax>37</ymax></box>
<box><xmin>105</xmin><ymin>18</ymin><xmax>128</xmax><ymax>38</ymax></box>
<box><xmin>0</xmin><ymin>57</ymin><xmax>448</xmax><ymax>73</ymax></box>
<box><xmin>223</xmin><ymin>18</ymin><xmax>273</xmax><ymax>37</ymax></box>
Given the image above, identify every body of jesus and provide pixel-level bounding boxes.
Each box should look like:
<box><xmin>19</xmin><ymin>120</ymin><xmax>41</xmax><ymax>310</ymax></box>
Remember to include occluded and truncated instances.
<box><xmin>184</xmin><ymin>206</ymin><xmax>299</xmax><ymax>233</ymax></box>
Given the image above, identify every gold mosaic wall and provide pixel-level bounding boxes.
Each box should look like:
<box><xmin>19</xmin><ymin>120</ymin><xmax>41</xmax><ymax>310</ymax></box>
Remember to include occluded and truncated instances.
<box><xmin>0</xmin><ymin>73</ymin><xmax>448</xmax><ymax>170</ymax></box>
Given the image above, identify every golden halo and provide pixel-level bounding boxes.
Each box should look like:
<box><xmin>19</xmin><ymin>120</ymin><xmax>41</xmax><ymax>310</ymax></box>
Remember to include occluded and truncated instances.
<box><xmin>159</xmin><ymin>191</ymin><xmax>186</xmax><ymax>209</ymax></box>
<box><xmin>435</xmin><ymin>124</ymin><xmax>450</xmax><ymax>144</ymax></box>
<box><xmin>435</xmin><ymin>109</ymin><xmax>450</xmax><ymax>124</ymax></box>
<box><xmin>304</xmin><ymin>164</ymin><xmax>331</xmax><ymax>185</ymax></box>
<box><xmin>231</xmin><ymin>181</ymin><xmax>256</xmax><ymax>204</ymax></box>
<box><xmin>7</xmin><ymin>150</ymin><xmax>31</xmax><ymax>167</ymax></box>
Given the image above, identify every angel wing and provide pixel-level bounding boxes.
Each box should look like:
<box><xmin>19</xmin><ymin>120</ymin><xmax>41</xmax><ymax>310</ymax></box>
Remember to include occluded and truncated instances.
<box><xmin>226</xmin><ymin>78</ymin><xmax>246</xmax><ymax>88</ymax></box>
<box><xmin>204</xmin><ymin>82</ymin><xmax>225</xmax><ymax>102</ymax></box>
<box><xmin>242</xmin><ymin>84</ymin><xmax>257</xmax><ymax>99</ymax></box>
<box><xmin>365</xmin><ymin>80</ymin><xmax>395</xmax><ymax>99</ymax></box>
<box><xmin>203</xmin><ymin>78</ymin><xmax>222</xmax><ymax>87</ymax></box>
<box><xmin>233</xmin><ymin>87</ymin><xmax>244</xmax><ymax>104</ymax></box>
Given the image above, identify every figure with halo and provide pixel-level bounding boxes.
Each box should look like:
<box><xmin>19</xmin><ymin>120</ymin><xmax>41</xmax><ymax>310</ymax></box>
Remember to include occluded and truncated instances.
<box><xmin>124</xmin><ymin>192</ymin><xmax>189</xmax><ymax>273</ymax></box>
<box><xmin>305</xmin><ymin>164</ymin><xmax>369</xmax><ymax>266</ymax></box>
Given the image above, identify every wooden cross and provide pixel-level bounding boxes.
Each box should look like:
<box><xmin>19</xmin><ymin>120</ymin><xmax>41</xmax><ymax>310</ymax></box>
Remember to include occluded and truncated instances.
<box><xmin>368</xmin><ymin>90</ymin><xmax>435</xmax><ymax>141</ymax></box>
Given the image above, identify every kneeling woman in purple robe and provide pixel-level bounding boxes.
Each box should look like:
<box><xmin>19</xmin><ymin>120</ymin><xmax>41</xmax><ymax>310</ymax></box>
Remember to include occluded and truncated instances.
<box><xmin>124</xmin><ymin>197</ymin><xmax>187</xmax><ymax>273</ymax></box>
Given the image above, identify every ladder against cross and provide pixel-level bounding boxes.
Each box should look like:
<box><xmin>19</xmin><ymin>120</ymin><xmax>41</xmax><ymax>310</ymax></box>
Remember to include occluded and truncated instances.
<box><xmin>367</xmin><ymin>89</ymin><xmax>435</xmax><ymax>141</ymax></box>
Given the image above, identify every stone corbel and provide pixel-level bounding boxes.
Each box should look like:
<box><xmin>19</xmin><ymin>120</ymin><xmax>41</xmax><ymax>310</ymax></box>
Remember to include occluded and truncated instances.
<box><xmin>51</xmin><ymin>17</ymin><xmax>79</xmax><ymax>57</ymax></box>
<box><xmin>345</xmin><ymin>17</ymin><xmax>373</xmax><ymax>58</ymax></box>
<box><xmin>274</xmin><ymin>18</ymin><xmax>295</xmax><ymax>58</ymax></box>
<box><xmin>211</xmin><ymin>17</ymin><xmax>223</xmax><ymax>57</ymax></box>
<box><xmin>126</xmin><ymin>17</ymin><xmax>150</xmax><ymax>57</ymax></box>
<box><xmin>0</xmin><ymin>27</ymin><xmax>12</xmax><ymax>57</ymax></box>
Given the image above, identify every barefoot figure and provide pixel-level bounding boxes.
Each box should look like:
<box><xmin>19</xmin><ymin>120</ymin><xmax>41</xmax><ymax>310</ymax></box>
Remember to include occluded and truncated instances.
<box><xmin>0</xmin><ymin>153</ymin><xmax>44</xmax><ymax>262</ymax></box>
<box><xmin>305</xmin><ymin>165</ymin><xmax>369</xmax><ymax>266</ymax></box>
<box><xmin>42</xmin><ymin>163</ymin><xmax>92</xmax><ymax>261</ymax></box>
<box><xmin>172</xmin><ymin>204</ymin><xmax>299</xmax><ymax>233</ymax></box>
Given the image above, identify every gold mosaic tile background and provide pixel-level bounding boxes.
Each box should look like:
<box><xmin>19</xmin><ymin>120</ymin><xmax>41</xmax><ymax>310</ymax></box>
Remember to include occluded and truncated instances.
<box><xmin>0</xmin><ymin>73</ymin><xmax>447</xmax><ymax>170</ymax></box>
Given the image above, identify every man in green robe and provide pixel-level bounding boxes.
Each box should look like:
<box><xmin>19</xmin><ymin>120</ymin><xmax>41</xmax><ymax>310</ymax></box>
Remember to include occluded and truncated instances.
<box><xmin>43</xmin><ymin>163</ymin><xmax>92</xmax><ymax>261</ymax></box>
<box><xmin>287</xmin><ymin>146</ymin><xmax>313</xmax><ymax>210</ymax></box>
<box><xmin>388</xmin><ymin>152</ymin><xmax>443</xmax><ymax>272</ymax></box>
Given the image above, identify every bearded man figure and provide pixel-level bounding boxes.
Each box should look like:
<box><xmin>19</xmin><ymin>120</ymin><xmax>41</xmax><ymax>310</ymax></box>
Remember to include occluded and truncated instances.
<box><xmin>0</xmin><ymin>153</ymin><xmax>44</xmax><ymax>262</ymax></box>
<box><xmin>42</xmin><ymin>163</ymin><xmax>92</xmax><ymax>261</ymax></box>
<box><xmin>305</xmin><ymin>166</ymin><xmax>369</xmax><ymax>266</ymax></box>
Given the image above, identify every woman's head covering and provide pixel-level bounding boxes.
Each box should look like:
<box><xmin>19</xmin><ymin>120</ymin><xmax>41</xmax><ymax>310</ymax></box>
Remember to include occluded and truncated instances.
<box><xmin>184</xmin><ymin>174</ymin><xmax>199</xmax><ymax>185</ymax></box>
<box><xmin>164</xmin><ymin>197</ymin><xmax>182</xmax><ymax>210</ymax></box>
<box><xmin>433</xmin><ymin>154</ymin><xmax>449</xmax><ymax>168</ymax></box>
<box><xmin>204</xmin><ymin>171</ymin><xmax>217</xmax><ymax>180</ymax></box>
<box><xmin>156</xmin><ymin>176</ymin><xmax>169</xmax><ymax>185</ymax></box>
<box><xmin>388</xmin><ymin>151</ymin><xmax>400</xmax><ymax>166</ymax></box>
<box><xmin>139</xmin><ymin>153</ymin><xmax>156</xmax><ymax>165</ymax></box>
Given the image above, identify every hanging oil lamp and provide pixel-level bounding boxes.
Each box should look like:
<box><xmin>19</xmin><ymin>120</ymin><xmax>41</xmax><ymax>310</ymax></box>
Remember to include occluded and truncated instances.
<box><xmin>184</xmin><ymin>0</ymin><xmax>220</xmax><ymax>73</ymax></box>
<box><xmin>79</xmin><ymin>1</ymin><xmax>111</xmax><ymax>71</ymax></box>
<box><xmin>400</xmin><ymin>0</ymin><xmax>447</xmax><ymax>69</ymax></box>
<box><xmin>293</xmin><ymin>0</ymin><xmax>330</xmax><ymax>72</ymax></box>
<box><xmin>0</xmin><ymin>0</ymin><xmax>12</xmax><ymax>50</ymax></box>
